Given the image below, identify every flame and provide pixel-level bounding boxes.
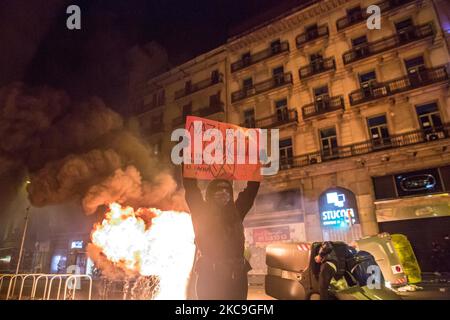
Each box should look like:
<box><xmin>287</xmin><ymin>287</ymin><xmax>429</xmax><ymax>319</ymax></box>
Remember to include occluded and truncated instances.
<box><xmin>90</xmin><ymin>202</ymin><xmax>196</xmax><ymax>299</ymax></box>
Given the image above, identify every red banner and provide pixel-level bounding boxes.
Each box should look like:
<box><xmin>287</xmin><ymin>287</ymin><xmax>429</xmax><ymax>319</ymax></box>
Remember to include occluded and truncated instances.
<box><xmin>183</xmin><ymin>116</ymin><xmax>262</xmax><ymax>181</ymax></box>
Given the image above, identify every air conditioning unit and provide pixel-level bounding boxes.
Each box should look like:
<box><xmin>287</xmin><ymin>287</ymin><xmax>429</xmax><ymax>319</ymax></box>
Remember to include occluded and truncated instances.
<box><xmin>309</xmin><ymin>155</ymin><xmax>322</xmax><ymax>164</ymax></box>
<box><xmin>425</xmin><ymin>131</ymin><xmax>445</xmax><ymax>141</ymax></box>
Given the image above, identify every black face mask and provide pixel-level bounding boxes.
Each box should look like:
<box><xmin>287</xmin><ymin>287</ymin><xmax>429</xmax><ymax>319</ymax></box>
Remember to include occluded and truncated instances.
<box><xmin>206</xmin><ymin>180</ymin><xmax>233</xmax><ymax>207</ymax></box>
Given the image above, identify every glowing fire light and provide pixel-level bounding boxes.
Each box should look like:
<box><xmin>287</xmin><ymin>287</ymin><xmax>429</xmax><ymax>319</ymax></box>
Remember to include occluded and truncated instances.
<box><xmin>90</xmin><ymin>202</ymin><xmax>196</xmax><ymax>299</ymax></box>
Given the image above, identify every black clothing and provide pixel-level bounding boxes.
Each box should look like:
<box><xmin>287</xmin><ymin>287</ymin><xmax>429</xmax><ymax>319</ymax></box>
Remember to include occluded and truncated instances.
<box><xmin>317</xmin><ymin>241</ymin><xmax>356</xmax><ymax>299</ymax></box>
<box><xmin>183</xmin><ymin>177</ymin><xmax>260</xmax><ymax>299</ymax></box>
<box><xmin>319</xmin><ymin>262</ymin><xmax>336</xmax><ymax>300</ymax></box>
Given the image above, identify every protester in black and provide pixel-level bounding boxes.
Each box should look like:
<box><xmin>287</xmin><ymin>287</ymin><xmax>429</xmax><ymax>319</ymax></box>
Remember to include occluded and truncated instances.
<box><xmin>183</xmin><ymin>176</ymin><xmax>259</xmax><ymax>299</ymax></box>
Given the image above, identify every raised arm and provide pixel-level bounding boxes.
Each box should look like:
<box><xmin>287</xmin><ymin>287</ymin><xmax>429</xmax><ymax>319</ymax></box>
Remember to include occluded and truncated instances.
<box><xmin>235</xmin><ymin>181</ymin><xmax>260</xmax><ymax>220</ymax></box>
<box><xmin>182</xmin><ymin>174</ymin><xmax>205</xmax><ymax>215</ymax></box>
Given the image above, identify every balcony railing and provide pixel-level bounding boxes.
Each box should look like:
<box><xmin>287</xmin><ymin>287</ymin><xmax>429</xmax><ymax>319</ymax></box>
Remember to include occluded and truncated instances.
<box><xmin>174</xmin><ymin>73</ymin><xmax>223</xmax><ymax>100</ymax></box>
<box><xmin>280</xmin><ymin>123</ymin><xmax>450</xmax><ymax>170</ymax></box>
<box><xmin>296</xmin><ymin>25</ymin><xmax>329</xmax><ymax>48</ymax></box>
<box><xmin>231</xmin><ymin>41</ymin><xmax>290</xmax><ymax>73</ymax></box>
<box><xmin>336</xmin><ymin>0</ymin><xmax>415</xmax><ymax>30</ymax></box>
<box><xmin>299</xmin><ymin>57</ymin><xmax>336</xmax><ymax>79</ymax></box>
<box><xmin>242</xmin><ymin>108</ymin><xmax>298</xmax><ymax>129</ymax></box>
<box><xmin>302</xmin><ymin>95</ymin><xmax>345</xmax><ymax>119</ymax></box>
<box><xmin>231</xmin><ymin>73</ymin><xmax>293</xmax><ymax>103</ymax></box>
<box><xmin>349</xmin><ymin>65</ymin><xmax>448</xmax><ymax>105</ymax></box>
<box><xmin>198</xmin><ymin>102</ymin><xmax>225</xmax><ymax>117</ymax></box>
<box><xmin>172</xmin><ymin>102</ymin><xmax>225</xmax><ymax>127</ymax></box>
<box><xmin>342</xmin><ymin>23</ymin><xmax>434</xmax><ymax>65</ymax></box>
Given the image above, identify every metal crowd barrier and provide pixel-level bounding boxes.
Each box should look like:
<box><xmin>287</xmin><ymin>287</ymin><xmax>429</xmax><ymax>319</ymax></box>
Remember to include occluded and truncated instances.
<box><xmin>0</xmin><ymin>273</ymin><xmax>92</xmax><ymax>300</ymax></box>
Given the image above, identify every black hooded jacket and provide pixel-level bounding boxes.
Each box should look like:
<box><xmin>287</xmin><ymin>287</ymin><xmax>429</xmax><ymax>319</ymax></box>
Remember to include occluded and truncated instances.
<box><xmin>183</xmin><ymin>177</ymin><xmax>260</xmax><ymax>261</ymax></box>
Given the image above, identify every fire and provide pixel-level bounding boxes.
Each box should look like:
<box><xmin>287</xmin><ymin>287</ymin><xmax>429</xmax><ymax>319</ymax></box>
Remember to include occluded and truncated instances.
<box><xmin>90</xmin><ymin>202</ymin><xmax>196</xmax><ymax>299</ymax></box>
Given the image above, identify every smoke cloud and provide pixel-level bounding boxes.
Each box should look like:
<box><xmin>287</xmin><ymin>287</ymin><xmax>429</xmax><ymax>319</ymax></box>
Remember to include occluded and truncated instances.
<box><xmin>0</xmin><ymin>82</ymin><xmax>186</xmax><ymax>216</ymax></box>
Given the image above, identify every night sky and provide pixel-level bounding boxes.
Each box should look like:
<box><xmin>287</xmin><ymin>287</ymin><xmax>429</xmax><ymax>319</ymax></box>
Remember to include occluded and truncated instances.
<box><xmin>0</xmin><ymin>0</ymin><xmax>305</xmax><ymax>109</ymax></box>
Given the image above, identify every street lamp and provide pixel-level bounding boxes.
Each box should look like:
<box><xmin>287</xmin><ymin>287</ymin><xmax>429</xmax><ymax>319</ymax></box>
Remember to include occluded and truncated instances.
<box><xmin>15</xmin><ymin>206</ymin><xmax>30</xmax><ymax>274</ymax></box>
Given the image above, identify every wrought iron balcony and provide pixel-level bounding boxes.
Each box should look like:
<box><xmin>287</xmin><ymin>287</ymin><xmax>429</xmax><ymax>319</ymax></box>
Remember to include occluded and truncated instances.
<box><xmin>349</xmin><ymin>65</ymin><xmax>448</xmax><ymax>105</ymax></box>
<box><xmin>242</xmin><ymin>108</ymin><xmax>298</xmax><ymax>129</ymax></box>
<box><xmin>302</xmin><ymin>95</ymin><xmax>345</xmax><ymax>119</ymax></box>
<box><xmin>231</xmin><ymin>41</ymin><xmax>290</xmax><ymax>73</ymax></box>
<box><xmin>174</xmin><ymin>73</ymin><xmax>223</xmax><ymax>100</ymax></box>
<box><xmin>296</xmin><ymin>25</ymin><xmax>329</xmax><ymax>48</ymax></box>
<box><xmin>336</xmin><ymin>0</ymin><xmax>415</xmax><ymax>31</ymax></box>
<box><xmin>231</xmin><ymin>72</ymin><xmax>293</xmax><ymax>103</ymax></box>
<box><xmin>198</xmin><ymin>102</ymin><xmax>225</xmax><ymax>117</ymax></box>
<box><xmin>280</xmin><ymin>123</ymin><xmax>450</xmax><ymax>170</ymax></box>
<box><xmin>342</xmin><ymin>23</ymin><xmax>434</xmax><ymax>65</ymax></box>
<box><xmin>299</xmin><ymin>57</ymin><xmax>336</xmax><ymax>79</ymax></box>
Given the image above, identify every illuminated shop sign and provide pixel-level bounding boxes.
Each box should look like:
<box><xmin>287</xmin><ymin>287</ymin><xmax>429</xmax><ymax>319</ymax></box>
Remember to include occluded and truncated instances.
<box><xmin>319</xmin><ymin>188</ymin><xmax>360</xmax><ymax>228</ymax></box>
<box><xmin>71</xmin><ymin>240</ymin><xmax>83</xmax><ymax>249</ymax></box>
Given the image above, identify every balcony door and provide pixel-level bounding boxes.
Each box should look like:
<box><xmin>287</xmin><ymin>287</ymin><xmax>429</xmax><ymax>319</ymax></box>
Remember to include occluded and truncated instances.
<box><xmin>305</xmin><ymin>24</ymin><xmax>319</xmax><ymax>40</ymax></box>
<box><xmin>275</xmin><ymin>98</ymin><xmax>289</xmax><ymax>123</ymax></box>
<box><xmin>347</xmin><ymin>6</ymin><xmax>362</xmax><ymax>23</ymax></box>
<box><xmin>352</xmin><ymin>35</ymin><xmax>369</xmax><ymax>58</ymax></box>
<box><xmin>367</xmin><ymin>115</ymin><xmax>391</xmax><ymax>148</ymax></box>
<box><xmin>416</xmin><ymin>103</ymin><xmax>444</xmax><ymax>139</ymax></box>
<box><xmin>320</xmin><ymin>127</ymin><xmax>338</xmax><ymax>159</ymax></box>
<box><xmin>279</xmin><ymin>138</ymin><xmax>294</xmax><ymax>168</ymax></box>
<box><xmin>314</xmin><ymin>86</ymin><xmax>329</xmax><ymax>112</ymax></box>
<box><xmin>244</xmin><ymin>109</ymin><xmax>255</xmax><ymax>128</ymax></box>
<box><xmin>271</xmin><ymin>39</ymin><xmax>281</xmax><ymax>54</ymax></box>
<box><xmin>272</xmin><ymin>66</ymin><xmax>284</xmax><ymax>84</ymax></box>
<box><xmin>405</xmin><ymin>56</ymin><xmax>426</xmax><ymax>86</ymax></box>
<box><xmin>310</xmin><ymin>53</ymin><xmax>324</xmax><ymax>73</ymax></box>
<box><xmin>395</xmin><ymin>18</ymin><xmax>415</xmax><ymax>42</ymax></box>
<box><xmin>359</xmin><ymin>71</ymin><xmax>377</xmax><ymax>98</ymax></box>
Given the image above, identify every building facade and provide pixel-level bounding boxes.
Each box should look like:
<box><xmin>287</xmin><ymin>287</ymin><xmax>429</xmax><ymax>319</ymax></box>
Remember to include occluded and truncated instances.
<box><xmin>135</xmin><ymin>0</ymin><xmax>450</xmax><ymax>274</ymax></box>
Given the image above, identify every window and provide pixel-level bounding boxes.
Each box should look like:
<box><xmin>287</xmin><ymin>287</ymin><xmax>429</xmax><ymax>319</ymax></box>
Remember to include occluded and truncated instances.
<box><xmin>347</xmin><ymin>6</ymin><xmax>362</xmax><ymax>22</ymax></box>
<box><xmin>242</xmin><ymin>51</ymin><xmax>251</xmax><ymax>64</ymax></box>
<box><xmin>279</xmin><ymin>138</ymin><xmax>293</xmax><ymax>167</ymax></box>
<box><xmin>244</xmin><ymin>109</ymin><xmax>255</xmax><ymax>128</ymax></box>
<box><xmin>352</xmin><ymin>35</ymin><xmax>368</xmax><ymax>47</ymax></box>
<box><xmin>243</xmin><ymin>77</ymin><xmax>253</xmax><ymax>90</ymax></box>
<box><xmin>416</xmin><ymin>103</ymin><xmax>443</xmax><ymax>132</ymax></box>
<box><xmin>182</xmin><ymin>103</ymin><xmax>192</xmax><ymax>118</ymax></box>
<box><xmin>254</xmin><ymin>189</ymin><xmax>302</xmax><ymax>214</ymax></box>
<box><xmin>367</xmin><ymin>115</ymin><xmax>390</xmax><ymax>147</ymax></box>
<box><xmin>405</xmin><ymin>56</ymin><xmax>426</xmax><ymax>85</ymax></box>
<box><xmin>271</xmin><ymin>39</ymin><xmax>281</xmax><ymax>53</ymax></box>
<box><xmin>320</xmin><ymin>127</ymin><xmax>338</xmax><ymax>158</ymax></box>
<box><xmin>209</xmin><ymin>92</ymin><xmax>220</xmax><ymax>106</ymax></box>
<box><xmin>352</xmin><ymin>35</ymin><xmax>369</xmax><ymax>58</ymax></box>
<box><xmin>272</xmin><ymin>66</ymin><xmax>285</xmax><ymax>84</ymax></box>
<box><xmin>310</xmin><ymin>52</ymin><xmax>324</xmax><ymax>72</ymax></box>
<box><xmin>359</xmin><ymin>71</ymin><xmax>377</xmax><ymax>97</ymax></box>
<box><xmin>211</xmin><ymin>69</ymin><xmax>220</xmax><ymax>84</ymax></box>
<box><xmin>306</xmin><ymin>24</ymin><xmax>319</xmax><ymax>39</ymax></box>
<box><xmin>396</xmin><ymin>18</ymin><xmax>415</xmax><ymax>42</ymax></box>
<box><xmin>185</xmin><ymin>80</ymin><xmax>192</xmax><ymax>93</ymax></box>
<box><xmin>275</xmin><ymin>98</ymin><xmax>289</xmax><ymax>122</ymax></box>
<box><xmin>314</xmin><ymin>86</ymin><xmax>329</xmax><ymax>111</ymax></box>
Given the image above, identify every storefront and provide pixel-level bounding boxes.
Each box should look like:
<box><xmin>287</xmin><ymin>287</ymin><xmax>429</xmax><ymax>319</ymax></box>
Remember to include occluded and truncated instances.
<box><xmin>244</xmin><ymin>189</ymin><xmax>305</xmax><ymax>275</ymax></box>
<box><xmin>318</xmin><ymin>187</ymin><xmax>362</xmax><ymax>242</ymax></box>
<box><xmin>373</xmin><ymin>165</ymin><xmax>450</xmax><ymax>271</ymax></box>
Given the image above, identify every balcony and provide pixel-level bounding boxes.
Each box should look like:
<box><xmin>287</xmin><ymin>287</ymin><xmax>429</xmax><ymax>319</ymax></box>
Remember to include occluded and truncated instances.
<box><xmin>342</xmin><ymin>23</ymin><xmax>434</xmax><ymax>65</ymax></box>
<box><xmin>172</xmin><ymin>102</ymin><xmax>225</xmax><ymax>127</ymax></box>
<box><xmin>242</xmin><ymin>108</ymin><xmax>298</xmax><ymax>129</ymax></box>
<box><xmin>231</xmin><ymin>41</ymin><xmax>289</xmax><ymax>73</ymax></box>
<box><xmin>349</xmin><ymin>65</ymin><xmax>448</xmax><ymax>105</ymax></box>
<box><xmin>231</xmin><ymin>72</ymin><xmax>293</xmax><ymax>103</ymax></box>
<box><xmin>336</xmin><ymin>0</ymin><xmax>415</xmax><ymax>31</ymax></box>
<box><xmin>299</xmin><ymin>57</ymin><xmax>336</xmax><ymax>79</ymax></box>
<box><xmin>174</xmin><ymin>73</ymin><xmax>223</xmax><ymax>100</ymax></box>
<box><xmin>302</xmin><ymin>95</ymin><xmax>345</xmax><ymax>119</ymax></box>
<box><xmin>280</xmin><ymin>123</ymin><xmax>450</xmax><ymax>170</ymax></box>
<box><xmin>296</xmin><ymin>25</ymin><xmax>329</xmax><ymax>48</ymax></box>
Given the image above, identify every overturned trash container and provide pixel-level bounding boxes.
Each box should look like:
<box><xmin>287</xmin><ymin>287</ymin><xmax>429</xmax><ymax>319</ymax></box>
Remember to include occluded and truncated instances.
<box><xmin>390</xmin><ymin>234</ymin><xmax>422</xmax><ymax>284</ymax></box>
